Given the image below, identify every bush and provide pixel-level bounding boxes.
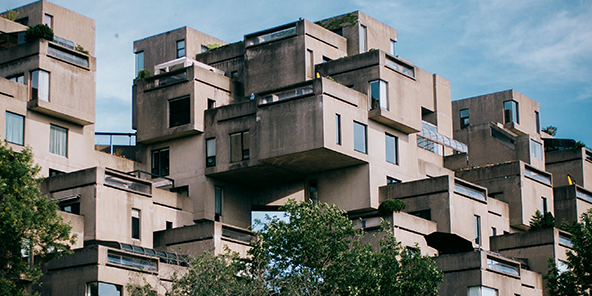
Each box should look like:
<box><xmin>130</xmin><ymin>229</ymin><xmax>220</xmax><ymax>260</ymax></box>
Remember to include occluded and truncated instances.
<box><xmin>137</xmin><ymin>69</ymin><xmax>151</xmax><ymax>79</ymax></box>
<box><xmin>529</xmin><ymin>210</ymin><xmax>555</xmax><ymax>231</ymax></box>
<box><xmin>2</xmin><ymin>9</ymin><xmax>19</xmax><ymax>21</ymax></box>
<box><xmin>378</xmin><ymin>199</ymin><xmax>406</xmax><ymax>215</ymax></box>
<box><xmin>75</xmin><ymin>44</ymin><xmax>89</xmax><ymax>54</ymax></box>
<box><xmin>24</xmin><ymin>24</ymin><xmax>54</xmax><ymax>43</ymax></box>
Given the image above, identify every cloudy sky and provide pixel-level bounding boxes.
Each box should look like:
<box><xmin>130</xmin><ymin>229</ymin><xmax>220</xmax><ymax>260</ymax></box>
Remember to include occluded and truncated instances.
<box><xmin>7</xmin><ymin>0</ymin><xmax>592</xmax><ymax>145</ymax></box>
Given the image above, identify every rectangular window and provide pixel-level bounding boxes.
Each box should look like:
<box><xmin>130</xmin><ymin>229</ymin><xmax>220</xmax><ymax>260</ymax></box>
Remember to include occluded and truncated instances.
<box><xmin>207</xmin><ymin>99</ymin><xmax>216</xmax><ymax>109</ymax></box>
<box><xmin>369</xmin><ymin>80</ymin><xmax>388</xmax><ymax>110</ymax></box>
<box><xmin>151</xmin><ymin>148</ymin><xmax>170</xmax><ymax>176</ymax></box>
<box><xmin>541</xmin><ymin>197</ymin><xmax>548</xmax><ymax>213</ymax></box>
<box><xmin>60</xmin><ymin>203</ymin><xmax>80</xmax><ymax>215</ymax></box>
<box><xmin>468</xmin><ymin>286</ymin><xmax>498</xmax><ymax>296</ymax></box>
<box><xmin>530</xmin><ymin>139</ymin><xmax>543</xmax><ymax>160</ymax></box>
<box><xmin>460</xmin><ymin>108</ymin><xmax>470</xmax><ymax>128</ymax></box>
<box><xmin>230</xmin><ymin>131</ymin><xmax>250</xmax><ymax>162</ymax></box>
<box><xmin>176</xmin><ymin>39</ymin><xmax>186</xmax><ymax>58</ymax></box>
<box><xmin>206</xmin><ymin>138</ymin><xmax>216</xmax><ymax>167</ymax></box>
<box><xmin>474</xmin><ymin>215</ymin><xmax>481</xmax><ymax>245</ymax></box>
<box><xmin>87</xmin><ymin>282</ymin><xmax>123</xmax><ymax>296</ymax></box>
<box><xmin>169</xmin><ymin>96</ymin><xmax>190</xmax><ymax>127</ymax></box>
<box><xmin>49</xmin><ymin>124</ymin><xmax>67</xmax><ymax>157</ymax></box>
<box><xmin>353</xmin><ymin>121</ymin><xmax>367</xmax><ymax>154</ymax></box>
<box><xmin>492</xmin><ymin>227</ymin><xmax>497</xmax><ymax>236</ymax></box>
<box><xmin>43</xmin><ymin>14</ymin><xmax>53</xmax><ymax>29</ymax></box>
<box><xmin>135</xmin><ymin>51</ymin><xmax>144</xmax><ymax>77</ymax></box>
<box><xmin>336</xmin><ymin>114</ymin><xmax>341</xmax><ymax>145</ymax></box>
<box><xmin>215</xmin><ymin>186</ymin><xmax>222</xmax><ymax>217</ymax></box>
<box><xmin>535</xmin><ymin>111</ymin><xmax>540</xmax><ymax>134</ymax></box>
<box><xmin>359</xmin><ymin>25</ymin><xmax>367</xmax><ymax>52</ymax></box>
<box><xmin>306</xmin><ymin>49</ymin><xmax>313</xmax><ymax>79</ymax></box>
<box><xmin>385</xmin><ymin>133</ymin><xmax>398</xmax><ymax>164</ymax></box>
<box><xmin>390</xmin><ymin>39</ymin><xmax>396</xmax><ymax>56</ymax></box>
<box><xmin>504</xmin><ymin>100</ymin><xmax>519</xmax><ymax>124</ymax></box>
<box><xmin>309</xmin><ymin>181</ymin><xmax>318</xmax><ymax>205</ymax></box>
<box><xmin>8</xmin><ymin>74</ymin><xmax>25</xmax><ymax>84</ymax></box>
<box><xmin>387</xmin><ymin>176</ymin><xmax>401</xmax><ymax>184</ymax></box>
<box><xmin>31</xmin><ymin>70</ymin><xmax>50</xmax><ymax>101</ymax></box>
<box><xmin>5</xmin><ymin>112</ymin><xmax>24</xmax><ymax>146</ymax></box>
<box><xmin>131</xmin><ymin>209</ymin><xmax>140</xmax><ymax>240</ymax></box>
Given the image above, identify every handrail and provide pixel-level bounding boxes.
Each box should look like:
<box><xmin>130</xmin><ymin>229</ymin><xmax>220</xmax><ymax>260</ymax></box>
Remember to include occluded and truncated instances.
<box><xmin>126</xmin><ymin>170</ymin><xmax>175</xmax><ymax>190</ymax></box>
<box><xmin>95</xmin><ymin>132</ymin><xmax>136</xmax><ymax>155</ymax></box>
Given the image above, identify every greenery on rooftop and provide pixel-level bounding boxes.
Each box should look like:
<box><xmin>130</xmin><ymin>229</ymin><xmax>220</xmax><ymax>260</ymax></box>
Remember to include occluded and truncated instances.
<box><xmin>24</xmin><ymin>24</ymin><xmax>54</xmax><ymax>43</ymax></box>
<box><xmin>1</xmin><ymin>9</ymin><xmax>19</xmax><ymax>21</ymax></box>
<box><xmin>315</xmin><ymin>12</ymin><xmax>359</xmax><ymax>31</ymax></box>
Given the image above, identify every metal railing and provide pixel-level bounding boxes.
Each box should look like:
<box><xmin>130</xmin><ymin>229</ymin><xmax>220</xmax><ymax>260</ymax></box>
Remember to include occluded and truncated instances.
<box><xmin>126</xmin><ymin>170</ymin><xmax>175</xmax><ymax>190</ymax></box>
<box><xmin>95</xmin><ymin>132</ymin><xmax>136</xmax><ymax>155</ymax></box>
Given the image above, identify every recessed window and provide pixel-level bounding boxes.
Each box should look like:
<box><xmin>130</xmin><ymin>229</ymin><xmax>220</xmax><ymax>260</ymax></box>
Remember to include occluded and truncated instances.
<box><xmin>369</xmin><ymin>80</ymin><xmax>388</xmax><ymax>110</ymax></box>
<box><xmin>231</xmin><ymin>71</ymin><xmax>238</xmax><ymax>79</ymax></box>
<box><xmin>491</xmin><ymin>227</ymin><xmax>497</xmax><ymax>237</ymax></box>
<box><xmin>530</xmin><ymin>139</ymin><xmax>543</xmax><ymax>160</ymax></box>
<box><xmin>31</xmin><ymin>69</ymin><xmax>50</xmax><ymax>101</ymax></box>
<box><xmin>206</xmin><ymin>138</ymin><xmax>216</xmax><ymax>167</ymax></box>
<box><xmin>387</xmin><ymin>176</ymin><xmax>400</xmax><ymax>184</ymax></box>
<box><xmin>5</xmin><ymin>112</ymin><xmax>24</xmax><ymax>146</ymax></box>
<box><xmin>87</xmin><ymin>282</ymin><xmax>122</xmax><ymax>296</ymax></box>
<box><xmin>336</xmin><ymin>114</ymin><xmax>341</xmax><ymax>145</ymax></box>
<box><xmin>306</xmin><ymin>49</ymin><xmax>314</xmax><ymax>79</ymax></box>
<box><xmin>176</xmin><ymin>39</ymin><xmax>186</xmax><ymax>58</ymax></box>
<box><xmin>49</xmin><ymin>124</ymin><xmax>67</xmax><ymax>157</ymax></box>
<box><xmin>460</xmin><ymin>108</ymin><xmax>469</xmax><ymax>128</ymax></box>
<box><xmin>390</xmin><ymin>39</ymin><xmax>397</xmax><ymax>56</ymax></box>
<box><xmin>49</xmin><ymin>169</ymin><xmax>65</xmax><ymax>177</ymax></box>
<box><xmin>359</xmin><ymin>24</ymin><xmax>367</xmax><ymax>52</ymax></box>
<box><xmin>309</xmin><ymin>181</ymin><xmax>318</xmax><ymax>205</ymax></box>
<box><xmin>151</xmin><ymin>148</ymin><xmax>169</xmax><ymax>176</ymax></box>
<box><xmin>468</xmin><ymin>286</ymin><xmax>498</xmax><ymax>296</ymax></box>
<box><xmin>8</xmin><ymin>74</ymin><xmax>25</xmax><ymax>85</ymax></box>
<box><xmin>322</xmin><ymin>56</ymin><xmax>332</xmax><ymax>63</ymax></box>
<box><xmin>230</xmin><ymin>131</ymin><xmax>249</xmax><ymax>162</ymax></box>
<box><xmin>409</xmin><ymin>209</ymin><xmax>431</xmax><ymax>220</ymax></box>
<box><xmin>135</xmin><ymin>51</ymin><xmax>144</xmax><ymax>77</ymax></box>
<box><xmin>504</xmin><ymin>100</ymin><xmax>519</xmax><ymax>124</ymax></box>
<box><xmin>353</xmin><ymin>121</ymin><xmax>367</xmax><ymax>154</ymax></box>
<box><xmin>541</xmin><ymin>197</ymin><xmax>548</xmax><ymax>213</ymax></box>
<box><xmin>169</xmin><ymin>96</ymin><xmax>190</xmax><ymax>127</ymax></box>
<box><xmin>131</xmin><ymin>209</ymin><xmax>140</xmax><ymax>240</ymax></box>
<box><xmin>215</xmin><ymin>186</ymin><xmax>223</xmax><ymax>219</ymax></box>
<box><xmin>43</xmin><ymin>14</ymin><xmax>53</xmax><ymax>29</ymax></box>
<box><xmin>535</xmin><ymin>111</ymin><xmax>540</xmax><ymax>134</ymax></box>
<box><xmin>207</xmin><ymin>99</ymin><xmax>216</xmax><ymax>109</ymax></box>
<box><xmin>60</xmin><ymin>202</ymin><xmax>80</xmax><ymax>215</ymax></box>
<box><xmin>201</xmin><ymin>45</ymin><xmax>208</xmax><ymax>53</ymax></box>
<box><xmin>474</xmin><ymin>215</ymin><xmax>481</xmax><ymax>245</ymax></box>
<box><xmin>385</xmin><ymin>133</ymin><xmax>398</xmax><ymax>164</ymax></box>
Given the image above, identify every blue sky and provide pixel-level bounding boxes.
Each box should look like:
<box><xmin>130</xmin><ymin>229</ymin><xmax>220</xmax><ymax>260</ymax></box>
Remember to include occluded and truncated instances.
<box><xmin>7</xmin><ymin>0</ymin><xmax>592</xmax><ymax>145</ymax></box>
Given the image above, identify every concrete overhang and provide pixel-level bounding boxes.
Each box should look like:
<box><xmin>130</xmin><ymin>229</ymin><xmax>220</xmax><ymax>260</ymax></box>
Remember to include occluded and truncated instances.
<box><xmin>28</xmin><ymin>98</ymin><xmax>94</xmax><ymax>125</ymax></box>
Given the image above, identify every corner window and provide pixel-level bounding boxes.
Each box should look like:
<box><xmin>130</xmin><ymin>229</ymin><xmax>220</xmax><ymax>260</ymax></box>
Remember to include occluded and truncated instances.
<box><xmin>230</xmin><ymin>131</ymin><xmax>249</xmax><ymax>162</ymax></box>
<box><xmin>530</xmin><ymin>139</ymin><xmax>543</xmax><ymax>160</ymax></box>
<box><xmin>353</xmin><ymin>121</ymin><xmax>367</xmax><ymax>154</ymax></box>
<box><xmin>215</xmin><ymin>186</ymin><xmax>223</xmax><ymax>218</ymax></box>
<box><xmin>359</xmin><ymin>24</ymin><xmax>367</xmax><ymax>52</ymax></box>
<box><xmin>43</xmin><ymin>14</ymin><xmax>53</xmax><ymax>29</ymax></box>
<box><xmin>131</xmin><ymin>209</ymin><xmax>140</xmax><ymax>240</ymax></box>
<box><xmin>176</xmin><ymin>39</ymin><xmax>186</xmax><ymax>58</ymax></box>
<box><xmin>504</xmin><ymin>100</ymin><xmax>519</xmax><ymax>124</ymax></box>
<box><xmin>385</xmin><ymin>133</ymin><xmax>398</xmax><ymax>164</ymax></box>
<box><xmin>535</xmin><ymin>111</ymin><xmax>540</xmax><ymax>134</ymax></box>
<box><xmin>49</xmin><ymin>124</ymin><xmax>67</xmax><ymax>157</ymax></box>
<box><xmin>151</xmin><ymin>148</ymin><xmax>169</xmax><ymax>176</ymax></box>
<box><xmin>87</xmin><ymin>282</ymin><xmax>122</xmax><ymax>296</ymax></box>
<box><xmin>460</xmin><ymin>108</ymin><xmax>469</xmax><ymax>128</ymax></box>
<box><xmin>206</xmin><ymin>138</ymin><xmax>216</xmax><ymax>167</ymax></box>
<box><xmin>306</xmin><ymin>49</ymin><xmax>314</xmax><ymax>79</ymax></box>
<box><xmin>169</xmin><ymin>96</ymin><xmax>190</xmax><ymax>127</ymax></box>
<box><xmin>390</xmin><ymin>39</ymin><xmax>396</xmax><ymax>56</ymax></box>
<box><xmin>474</xmin><ymin>215</ymin><xmax>481</xmax><ymax>245</ymax></box>
<box><xmin>135</xmin><ymin>51</ymin><xmax>144</xmax><ymax>77</ymax></box>
<box><xmin>31</xmin><ymin>70</ymin><xmax>50</xmax><ymax>102</ymax></box>
<box><xmin>369</xmin><ymin>80</ymin><xmax>388</xmax><ymax>110</ymax></box>
<box><xmin>336</xmin><ymin>114</ymin><xmax>341</xmax><ymax>145</ymax></box>
<box><xmin>5</xmin><ymin>112</ymin><xmax>24</xmax><ymax>146</ymax></box>
<box><xmin>8</xmin><ymin>74</ymin><xmax>25</xmax><ymax>85</ymax></box>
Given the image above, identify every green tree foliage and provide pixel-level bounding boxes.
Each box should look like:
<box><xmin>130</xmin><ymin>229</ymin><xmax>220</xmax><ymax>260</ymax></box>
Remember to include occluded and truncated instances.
<box><xmin>529</xmin><ymin>210</ymin><xmax>556</xmax><ymax>231</ymax></box>
<box><xmin>0</xmin><ymin>142</ymin><xmax>75</xmax><ymax>295</ymax></box>
<box><xmin>545</xmin><ymin>209</ymin><xmax>592</xmax><ymax>296</ymax></box>
<box><xmin>378</xmin><ymin>199</ymin><xmax>406</xmax><ymax>215</ymax></box>
<box><xmin>137</xmin><ymin>69</ymin><xmax>151</xmax><ymax>79</ymax></box>
<box><xmin>1</xmin><ymin>9</ymin><xmax>19</xmax><ymax>21</ymax></box>
<box><xmin>542</xmin><ymin>126</ymin><xmax>557</xmax><ymax>136</ymax></box>
<box><xmin>168</xmin><ymin>200</ymin><xmax>442</xmax><ymax>296</ymax></box>
<box><xmin>24</xmin><ymin>24</ymin><xmax>54</xmax><ymax>43</ymax></box>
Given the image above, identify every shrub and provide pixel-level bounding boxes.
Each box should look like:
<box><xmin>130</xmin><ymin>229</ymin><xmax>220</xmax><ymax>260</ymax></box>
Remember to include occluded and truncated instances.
<box><xmin>137</xmin><ymin>69</ymin><xmax>150</xmax><ymax>79</ymax></box>
<box><xmin>529</xmin><ymin>210</ymin><xmax>555</xmax><ymax>231</ymax></box>
<box><xmin>75</xmin><ymin>44</ymin><xmax>89</xmax><ymax>54</ymax></box>
<box><xmin>2</xmin><ymin>9</ymin><xmax>19</xmax><ymax>21</ymax></box>
<box><xmin>24</xmin><ymin>24</ymin><xmax>54</xmax><ymax>43</ymax></box>
<box><xmin>378</xmin><ymin>199</ymin><xmax>406</xmax><ymax>215</ymax></box>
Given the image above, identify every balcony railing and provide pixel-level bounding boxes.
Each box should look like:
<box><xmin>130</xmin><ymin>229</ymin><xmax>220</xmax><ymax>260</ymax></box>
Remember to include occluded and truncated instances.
<box><xmin>95</xmin><ymin>132</ymin><xmax>136</xmax><ymax>155</ymax></box>
<box><xmin>259</xmin><ymin>86</ymin><xmax>314</xmax><ymax>105</ymax></box>
<box><xmin>245</xmin><ymin>25</ymin><xmax>297</xmax><ymax>47</ymax></box>
<box><xmin>145</xmin><ymin>70</ymin><xmax>187</xmax><ymax>90</ymax></box>
<box><xmin>524</xmin><ymin>167</ymin><xmax>551</xmax><ymax>186</ymax></box>
<box><xmin>48</xmin><ymin>45</ymin><xmax>89</xmax><ymax>67</ymax></box>
<box><xmin>385</xmin><ymin>56</ymin><xmax>415</xmax><ymax>78</ymax></box>
<box><xmin>486</xmin><ymin>257</ymin><xmax>520</xmax><ymax>276</ymax></box>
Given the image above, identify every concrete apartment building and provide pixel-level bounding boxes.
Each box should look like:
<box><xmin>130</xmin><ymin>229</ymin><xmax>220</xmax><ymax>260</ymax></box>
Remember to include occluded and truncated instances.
<box><xmin>1</xmin><ymin>2</ymin><xmax>591</xmax><ymax>295</ymax></box>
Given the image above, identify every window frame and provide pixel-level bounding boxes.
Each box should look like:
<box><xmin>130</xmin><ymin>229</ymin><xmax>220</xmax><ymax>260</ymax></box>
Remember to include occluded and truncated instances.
<box><xmin>43</xmin><ymin>13</ymin><xmax>53</xmax><ymax>29</ymax></box>
<box><xmin>460</xmin><ymin>108</ymin><xmax>470</xmax><ymax>128</ymax></box>
<box><xmin>359</xmin><ymin>24</ymin><xmax>367</xmax><ymax>52</ymax></box>
<box><xmin>30</xmin><ymin>69</ymin><xmax>50</xmax><ymax>102</ymax></box>
<box><xmin>369</xmin><ymin>79</ymin><xmax>388</xmax><ymax>110</ymax></box>
<box><xmin>206</xmin><ymin>138</ymin><xmax>216</xmax><ymax>167</ymax></box>
<box><xmin>306</xmin><ymin>49</ymin><xmax>314</xmax><ymax>79</ymax></box>
<box><xmin>503</xmin><ymin>100</ymin><xmax>519</xmax><ymax>124</ymax></box>
<box><xmin>390</xmin><ymin>39</ymin><xmax>396</xmax><ymax>56</ymax></box>
<box><xmin>151</xmin><ymin>147</ymin><xmax>170</xmax><ymax>177</ymax></box>
<box><xmin>215</xmin><ymin>186</ymin><xmax>223</xmax><ymax>217</ymax></box>
<box><xmin>229</xmin><ymin>131</ymin><xmax>250</xmax><ymax>162</ymax></box>
<box><xmin>535</xmin><ymin>111</ymin><xmax>541</xmax><ymax>134</ymax></box>
<box><xmin>176</xmin><ymin>39</ymin><xmax>186</xmax><ymax>58</ymax></box>
<box><xmin>49</xmin><ymin>124</ymin><xmax>68</xmax><ymax>157</ymax></box>
<box><xmin>135</xmin><ymin>51</ymin><xmax>144</xmax><ymax>77</ymax></box>
<box><xmin>168</xmin><ymin>96</ymin><xmax>191</xmax><ymax>128</ymax></box>
<box><xmin>385</xmin><ymin>133</ymin><xmax>398</xmax><ymax>165</ymax></box>
<box><xmin>8</xmin><ymin>74</ymin><xmax>25</xmax><ymax>85</ymax></box>
<box><xmin>353</xmin><ymin>121</ymin><xmax>367</xmax><ymax>154</ymax></box>
<box><xmin>336</xmin><ymin>114</ymin><xmax>342</xmax><ymax>145</ymax></box>
<box><xmin>474</xmin><ymin>215</ymin><xmax>481</xmax><ymax>245</ymax></box>
<box><xmin>131</xmin><ymin>208</ymin><xmax>140</xmax><ymax>240</ymax></box>
<box><xmin>5</xmin><ymin>111</ymin><xmax>25</xmax><ymax>146</ymax></box>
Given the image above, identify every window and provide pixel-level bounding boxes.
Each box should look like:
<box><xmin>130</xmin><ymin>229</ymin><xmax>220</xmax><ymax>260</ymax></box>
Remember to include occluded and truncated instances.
<box><xmin>359</xmin><ymin>24</ymin><xmax>367</xmax><ymax>52</ymax></box>
<box><xmin>231</xmin><ymin>71</ymin><xmax>238</xmax><ymax>79</ymax></box>
<box><xmin>135</xmin><ymin>51</ymin><xmax>144</xmax><ymax>76</ymax></box>
<box><xmin>49</xmin><ymin>124</ymin><xmax>67</xmax><ymax>157</ymax></box>
<box><xmin>390</xmin><ymin>39</ymin><xmax>396</xmax><ymax>56</ymax></box>
<box><xmin>535</xmin><ymin>111</ymin><xmax>540</xmax><ymax>133</ymax></box>
<box><xmin>309</xmin><ymin>181</ymin><xmax>318</xmax><ymax>205</ymax></box>
<box><xmin>43</xmin><ymin>14</ymin><xmax>53</xmax><ymax>29</ymax></box>
<box><xmin>151</xmin><ymin>148</ymin><xmax>169</xmax><ymax>176</ymax></box>
<box><xmin>460</xmin><ymin>108</ymin><xmax>470</xmax><ymax>128</ymax></box>
<box><xmin>541</xmin><ymin>197</ymin><xmax>548</xmax><ymax>213</ymax></box>
<box><xmin>206</xmin><ymin>138</ymin><xmax>216</xmax><ymax>167</ymax></box>
<box><xmin>369</xmin><ymin>80</ymin><xmax>388</xmax><ymax>110</ymax></box>
<box><xmin>16</xmin><ymin>17</ymin><xmax>28</xmax><ymax>26</ymax></box>
<box><xmin>409</xmin><ymin>209</ymin><xmax>431</xmax><ymax>220</ymax></box>
<box><xmin>60</xmin><ymin>203</ymin><xmax>80</xmax><ymax>215</ymax></box>
<box><xmin>176</xmin><ymin>39</ymin><xmax>186</xmax><ymax>58</ymax></box>
<box><xmin>306</xmin><ymin>49</ymin><xmax>313</xmax><ymax>79</ymax></box>
<box><xmin>322</xmin><ymin>56</ymin><xmax>331</xmax><ymax>63</ymax></box>
<box><xmin>332</xmin><ymin>28</ymin><xmax>343</xmax><ymax>36</ymax></box>
<box><xmin>215</xmin><ymin>186</ymin><xmax>222</xmax><ymax>218</ymax></box>
<box><xmin>87</xmin><ymin>282</ymin><xmax>122</xmax><ymax>296</ymax></box>
<box><xmin>208</xmin><ymin>99</ymin><xmax>216</xmax><ymax>109</ymax></box>
<box><xmin>353</xmin><ymin>121</ymin><xmax>367</xmax><ymax>154</ymax></box>
<box><xmin>131</xmin><ymin>209</ymin><xmax>140</xmax><ymax>240</ymax></box>
<box><xmin>230</xmin><ymin>131</ymin><xmax>249</xmax><ymax>162</ymax></box>
<box><xmin>387</xmin><ymin>176</ymin><xmax>401</xmax><ymax>184</ymax></box>
<box><xmin>454</xmin><ymin>182</ymin><xmax>486</xmax><ymax>201</ymax></box>
<box><xmin>166</xmin><ymin>221</ymin><xmax>173</xmax><ymax>230</ymax></box>
<box><xmin>169</xmin><ymin>96</ymin><xmax>190</xmax><ymax>127</ymax></box>
<box><xmin>201</xmin><ymin>45</ymin><xmax>208</xmax><ymax>53</ymax></box>
<box><xmin>31</xmin><ymin>70</ymin><xmax>49</xmax><ymax>101</ymax></box>
<box><xmin>385</xmin><ymin>133</ymin><xmax>398</xmax><ymax>164</ymax></box>
<box><xmin>49</xmin><ymin>169</ymin><xmax>65</xmax><ymax>177</ymax></box>
<box><xmin>491</xmin><ymin>227</ymin><xmax>497</xmax><ymax>236</ymax></box>
<box><xmin>474</xmin><ymin>215</ymin><xmax>481</xmax><ymax>245</ymax></box>
<box><xmin>336</xmin><ymin>114</ymin><xmax>341</xmax><ymax>145</ymax></box>
<box><xmin>468</xmin><ymin>286</ymin><xmax>498</xmax><ymax>296</ymax></box>
<box><xmin>504</xmin><ymin>100</ymin><xmax>519</xmax><ymax>124</ymax></box>
<box><xmin>530</xmin><ymin>139</ymin><xmax>543</xmax><ymax>160</ymax></box>
<box><xmin>5</xmin><ymin>112</ymin><xmax>24</xmax><ymax>146</ymax></box>
<box><xmin>8</xmin><ymin>74</ymin><xmax>24</xmax><ymax>84</ymax></box>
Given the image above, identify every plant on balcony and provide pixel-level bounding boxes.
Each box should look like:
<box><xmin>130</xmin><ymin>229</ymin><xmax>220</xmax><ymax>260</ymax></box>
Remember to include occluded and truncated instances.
<box><xmin>24</xmin><ymin>24</ymin><xmax>54</xmax><ymax>43</ymax></box>
<box><xmin>378</xmin><ymin>199</ymin><xmax>407</xmax><ymax>215</ymax></box>
<box><xmin>137</xmin><ymin>69</ymin><xmax>151</xmax><ymax>79</ymax></box>
<box><xmin>205</xmin><ymin>43</ymin><xmax>223</xmax><ymax>50</ymax></box>
<box><xmin>75</xmin><ymin>44</ymin><xmax>89</xmax><ymax>54</ymax></box>
<box><xmin>315</xmin><ymin>12</ymin><xmax>359</xmax><ymax>31</ymax></box>
<box><xmin>529</xmin><ymin>210</ymin><xmax>555</xmax><ymax>231</ymax></box>
<box><xmin>542</xmin><ymin>126</ymin><xmax>557</xmax><ymax>136</ymax></box>
<box><xmin>1</xmin><ymin>9</ymin><xmax>19</xmax><ymax>21</ymax></box>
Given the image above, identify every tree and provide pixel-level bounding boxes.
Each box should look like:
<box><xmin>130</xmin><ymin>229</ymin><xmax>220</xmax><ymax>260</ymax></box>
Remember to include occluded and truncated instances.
<box><xmin>24</xmin><ymin>24</ymin><xmax>54</xmax><ymax>43</ymax></box>
<box><xmin>545</xmin><ymin>209</ymin><xmax>592</xmax><ymax>296</ymax></box>
<box><xmin>1</xmin><ymin>9</ymin><xmax>19</xmax><ymax>21</ymax></box>
<box><xmin>0</xmin><ymin>142</ymin><xmax>75</xmax><ymax>295</ymax></box>
<box><xmin>529</xmin><ymin>210</ymin><xmax>555</xmax><ymax>231</ymax></box>
<box><xmin>169</xmin><ymin>200</ymin><xmax>443</xmax><ymax>295</ymax></box>
<box><xmin>542</xmin><ymin>126</ymin><xmax>557</xmax><ymax>136</ymax></box>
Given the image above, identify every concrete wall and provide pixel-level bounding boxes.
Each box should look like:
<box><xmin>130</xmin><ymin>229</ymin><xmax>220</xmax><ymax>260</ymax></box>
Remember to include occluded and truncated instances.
<box><xmin>546</xmin><ymin>147</ymin><xmax>592</xmax><ymax>188</ymax></box>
